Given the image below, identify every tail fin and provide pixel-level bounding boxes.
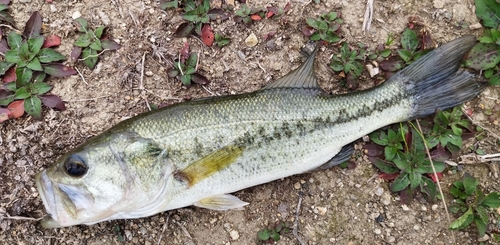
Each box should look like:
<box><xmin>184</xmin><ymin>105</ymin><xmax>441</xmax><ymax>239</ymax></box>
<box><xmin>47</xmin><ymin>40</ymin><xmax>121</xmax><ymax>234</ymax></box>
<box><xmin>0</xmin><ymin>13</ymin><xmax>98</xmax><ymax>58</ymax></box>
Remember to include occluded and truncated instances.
<box><xmin>389</xmin><ymin>35</ymin><xmax>486</xmax><ymax>119</ymax></box>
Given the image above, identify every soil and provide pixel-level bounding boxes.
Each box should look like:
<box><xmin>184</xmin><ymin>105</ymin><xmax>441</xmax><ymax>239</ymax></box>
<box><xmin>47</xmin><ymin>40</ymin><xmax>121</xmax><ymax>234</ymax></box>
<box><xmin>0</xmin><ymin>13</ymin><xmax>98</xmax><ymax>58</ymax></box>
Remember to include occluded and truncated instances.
<box><xmin>1</xmin><ymin>0</ymin><xmax>499</xmax><ymax>244</ymax></box>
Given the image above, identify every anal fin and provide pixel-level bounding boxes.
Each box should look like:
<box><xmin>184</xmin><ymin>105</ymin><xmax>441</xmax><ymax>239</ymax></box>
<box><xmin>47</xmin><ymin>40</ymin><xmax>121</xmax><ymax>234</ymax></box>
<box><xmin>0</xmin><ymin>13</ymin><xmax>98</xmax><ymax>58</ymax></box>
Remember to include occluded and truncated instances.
<box><xmin>312</xmin><ymin>144</ymin><xmax>355</xmax><ymax>172</ymax></box>
<box><xmin>194</xmin><ymin>194</ymin><xmax>248</xmax><ymax>211</ymax></box>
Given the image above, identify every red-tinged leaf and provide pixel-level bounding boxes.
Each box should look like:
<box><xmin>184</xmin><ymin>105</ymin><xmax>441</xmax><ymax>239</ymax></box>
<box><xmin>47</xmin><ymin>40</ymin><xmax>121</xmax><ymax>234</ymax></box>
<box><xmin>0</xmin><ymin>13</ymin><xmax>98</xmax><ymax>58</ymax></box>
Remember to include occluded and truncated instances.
<box><xmin>191</xmin><ymin>73</ymin><xmax>209</xmax><ymax>85</ymax></box>
<box><xmin>70</xmin><ymin>46</ymin><xmax>82</xmax><ymax>63</ymax></box>
<box><xmin>0</xmin><ymin>38</ymin><xmax>8</xmax><ymax>54</ymax></box>
<box><xmin>174</xmin><ymin>22</ymin><xmax>195</xmax><ymax>37</ymax></box>
<box><xmin>207</xmin><ymin>8</ymin><xmax>230</xmax><ymax>21</ymax></box>
<box><xmin>422</xmin><ymin>30</ymin><xmax>435</xmax><ymax>50</ymax></box>
<box><xmin>405</xmin><ymin>131</ymin><xmax>412</xmax><ymax>151</ymax></box>
<box><xmin>347</xmin><ymin>161</ymin><xmax>357</xmax><ymax>170</ymax></box>
<box><xmin>363</xmin><ymin>143</ymin><xmax>384</xmax><ymax>157</ymax></box>
<box><xmin>40</xmin><ymin>94</ymin><xmax>66</xmax><ymax>110</ymax></box>
<box><xmin>43</xmin><ymin>64</ymin><xmax>77</xmax><ymax>77</ymax></box>
<box><xmin>464</xmin><ymin>108</ymin><xmax>473</xmax><ymax>117</ymax></box>
<box><xmin>42</xmin><ymin>35</ymin><xmax>61</xmax><ymax>48</ymax></box>
<box><xmin>283</xmin><ymin>2</ymin><xmax>291</xmax><ymax>12</ymax></box>
<box><xmin>180</xmin><ymin>42</ymin><xmax>189</xmax><ymax>62</ymax></box>
<box><xmin>250</xmin><ymin>14</ymin><xmax>261</xmax><ymax>21</ymax></box>
<box><xmin>430</xmin><ymin>145</ymin><xmax>451</xmax><ymax>162</ymax></box>
<box><xmin>302</xmin><ymin>26</ymin><xmax>315</xmax><ymax>37</ymax></box>
<box><xmin>267</xmin><ymin>6</ymin><xmax>278</xmax><ymax>18</ymax></box>
<box><xmin>379</xmin><ymin>56</ymin><xmax>403</xmax><ymax>72</ymax></box>
<box><xmin>378</xmin><ymin>172</ymin><xmax>400</xmax><ymax>181</ymax></box>
<box><xmin>262</xmin><ymin>31</ymin><xmax>276</xmax><ymax>41</ymax></box>
<box><xmin>23</xmin><ymin>11</ymin><xmax>42</xmax><ymax>39</ymax></box>
<box><xmin>0</xmin><ymin>107</ymin><xmax>10</xmax><ymax>122</ymax></box>
<box><xmin>399</xmin><ymin>188</ymin><xmax>413</xmax><ymax>204</ymax></box>
<box><xmin>7</xmin><ymin>100</ymin><xmax>24</xmax><ymax>118</ymax></box>
<box><xmin>267</xmin><ymin>11</ymin><xmax>274</xmax><ymax>18</ymax></box>
<box><xmin>428</xmin><ymin>172</ymin><xmax>443</xmax><ymax>183</ymax></box>
<box><xmin>101</xmin><ymin>39</ymin><xmax>121</xmax><ymax>50</ymax></box>
<box><xmin>201</xmin><ymin>24</ymin><xmax>214</xmax><ymax>46</ymax></box>
<box><xmin>3</xmin><ymin>66</ymin><xmax>15</xmax><ymax>83</ymax></box>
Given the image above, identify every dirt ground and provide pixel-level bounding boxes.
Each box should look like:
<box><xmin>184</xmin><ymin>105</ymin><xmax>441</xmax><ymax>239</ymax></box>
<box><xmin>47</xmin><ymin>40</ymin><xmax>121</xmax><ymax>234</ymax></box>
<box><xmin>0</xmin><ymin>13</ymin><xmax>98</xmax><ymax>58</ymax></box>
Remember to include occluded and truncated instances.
<box><xmin>1</xmin><ymin>0</ymin><xmax>499</xmax><ymax>244</ymax></box>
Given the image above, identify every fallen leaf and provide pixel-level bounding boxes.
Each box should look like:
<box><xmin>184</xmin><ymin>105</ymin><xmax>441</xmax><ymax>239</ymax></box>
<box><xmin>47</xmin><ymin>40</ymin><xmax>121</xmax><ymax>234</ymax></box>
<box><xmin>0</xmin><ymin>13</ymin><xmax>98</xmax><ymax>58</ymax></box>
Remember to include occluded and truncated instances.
<box><xmin>40</xmin><ymin>94</ymin><xmax>66</xmax><ymax>110</ymax></box>
<box><xmin>250</xmin><ymin>14</ymin><xmax>261</xmax><ymax>21</ymax></box>
<box><xmin>3</xmin><ymin>66</ymin><xmax>16</xmax><ymax>83</ymax></box>
<box><xmin>42</xmin><ymin>35</ymin><xmax>61</xmax><ymax>48</ymax></box>
<box><xmin>7</xmin><ymin>100</ymin><xmax>24</xmax><ymax>118</ymax></box>
<box><xmin>201</xmin><ymin>24</ymin><xmax>214</xmax><ymax>46</ymax></box>
<box><xmin>428</xmin><ymin>172</ymin><xmax>443</xmax><ymax>183</ymax></box>
<box><xmin>283</xmin><ymin>2</ymin><xmax>291</xmax><ymax>12</ymax></box>
<box><xmin>378</xmin><ymin>172</ymin><xmax>400</xmax><ymax>181</ymax></box>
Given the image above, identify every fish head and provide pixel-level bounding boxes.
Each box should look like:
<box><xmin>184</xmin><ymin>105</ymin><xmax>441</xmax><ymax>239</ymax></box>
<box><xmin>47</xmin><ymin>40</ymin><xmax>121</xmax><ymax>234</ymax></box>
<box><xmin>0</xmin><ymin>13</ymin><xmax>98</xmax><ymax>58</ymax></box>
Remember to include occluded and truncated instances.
<box><xmin>35</xmin><ymin>132</ymin><xmax>171</xmax><ymax>228</ymax></box>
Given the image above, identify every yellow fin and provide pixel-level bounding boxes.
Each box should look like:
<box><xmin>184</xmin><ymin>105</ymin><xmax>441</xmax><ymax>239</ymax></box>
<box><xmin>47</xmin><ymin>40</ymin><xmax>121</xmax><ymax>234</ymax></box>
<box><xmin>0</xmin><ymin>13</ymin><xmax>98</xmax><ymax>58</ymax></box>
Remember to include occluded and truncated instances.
<box><xmin>194</xmin><ymin>194</ymin><xmax>248</xmax><ymax>210</ymax></box>
<box><xmin>176</xmin><ymin>145</ymin><xmax>243</xmax><ymax>186</ymax></box>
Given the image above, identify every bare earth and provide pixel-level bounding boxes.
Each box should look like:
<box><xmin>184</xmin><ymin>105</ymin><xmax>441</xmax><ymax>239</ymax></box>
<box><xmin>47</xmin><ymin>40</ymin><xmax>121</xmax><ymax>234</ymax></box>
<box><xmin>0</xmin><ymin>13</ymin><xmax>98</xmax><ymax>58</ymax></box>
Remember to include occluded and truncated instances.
<box><xmin>1</xmin><ymin>0</ymin><xmax>499</xmax><ymax>244</ymax></box>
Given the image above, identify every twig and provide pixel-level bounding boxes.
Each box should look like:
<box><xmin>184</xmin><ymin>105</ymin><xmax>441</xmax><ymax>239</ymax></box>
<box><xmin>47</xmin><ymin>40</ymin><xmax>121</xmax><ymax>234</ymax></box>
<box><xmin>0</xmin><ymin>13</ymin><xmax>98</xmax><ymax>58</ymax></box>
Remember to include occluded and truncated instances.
<box><xmin>139</xmin><ymin>52</ymin><xmax>146</xmax><ymax>90</ymax></box>
<box><xmin>78</xmin><ymin>49</ymin><xmax>110</xmax><ymax>61</ymax></box>
<box><xmin>461</xmin><ymin>105</ymin><xmax>500</xmax><ymax>141</ymax></box>
<box><xmin>177</xmin><ymin>51</ymin><xmax>184</xmax><ymax>76</ymax></box>
<box><xmin>0</xmin><ymin>213</ymin><xmax>41</xmax><ymax>221</ymax></box>
<box><xmin>415</xmin><ymin>120</ymin><xmax>455</xmax><ymax>243</ymax></box>
<box><xmin>174</xmin><ymin>220</ymin><xmax>192</xmax><ymax>239</ymax></box>
<box><xmin>202</xmin><ymin>85</ymin><xmax>217</xmax><ymax>96</ymax></box>
<box><xmin>157</xmin><ymin>213</ymin><xmax>171</xmax><ymax>245</ymax></box>
<box><xmin>0</xmin><ymin>24</ymin><xmax>20</xmax><ymax>32</ymax></box>
<box><xmin>74</xmin><ymin>67</ymin><xmax>88</xmax><ymax>85</ymax></box>
<box><xmin>362</xmin><ymin>0</ymin><xmax>374</xmax><ymax>33</ymax></box>
<box><xmin>128</xmin><ymin>9</ymin><xmax>139</xmax><ymax>27</ymax></box>
<box><xmin>256</xmin><ymin>61</ymin><xmax>266</xmax><ymax>73</ymax></box>
<box><xmin>293</xmin><ymin>191</ymin><xmax>306</xmax><ymax>245</ymax></box>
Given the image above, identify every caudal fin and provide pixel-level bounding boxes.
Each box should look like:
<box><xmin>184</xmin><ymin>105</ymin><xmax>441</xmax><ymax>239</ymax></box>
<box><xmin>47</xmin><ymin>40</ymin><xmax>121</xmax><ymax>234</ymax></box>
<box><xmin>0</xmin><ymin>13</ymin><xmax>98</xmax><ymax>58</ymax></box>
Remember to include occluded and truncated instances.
<box><xmin>389</xmin><ymin>35</ymin><xmax>486</xmax><ymax>119</ymax></box>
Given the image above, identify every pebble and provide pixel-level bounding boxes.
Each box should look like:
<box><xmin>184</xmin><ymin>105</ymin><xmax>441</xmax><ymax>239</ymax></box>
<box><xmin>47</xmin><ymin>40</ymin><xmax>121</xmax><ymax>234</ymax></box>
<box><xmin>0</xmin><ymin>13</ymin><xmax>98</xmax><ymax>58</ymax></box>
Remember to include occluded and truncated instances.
<box><xmin>19</xmin><ymin>0</ymin><xmax>31</xmax><ymax>2</ymax></box>
<box><xmin>145</xmin><ymin>71</ymin><xmax>153</xmax><ymax>76</ymax></box>
<box><xmin>401</xmin><ymin>205</ymin><xmax>410</xmax><ymax>211</ymax></box>
<box><xmin>317</xmin><ymin>206</ymin><xmax>327</xmax><ymax>215</ymax></box>
<box><xmin>387</xmin><ymin>236</ymin><xmax>396</xmax><ymax>243</ymax></box>
<box><xmin>421</xmin><ymin>206</ymin><xmax>427</xmax><ymax>211</ymax></box>
<box><xmin>374</xmin><ymin>228</ymin><xmax>381</xmax><ymax>235</ymax></box>
<box><xmin>469</xmin><ymin>23</ymin><xmax>482</xmax><ymax>30</ymax></box>
<box><xmin>413</xmin><ymin>225</ymin><xmax>420</xmax><ymax>230</ymax></box>
<box><xmin>433</xmin><ymin>0</ymin><xmax>444</xmax><ymax>8</ymax></box>
<box><xmin>72</xmin><ymin>11</ymin><xmax>82</xmax><ymax>20</ymax></box>
<box><xmin>50</xmin><ymin>4</ymin><xmax>57</xmax><ymax>12</ymax></box>
<box><xmin>374</xmin><ymin>187</ymin><xmax>384</xmax><ymax>196</ymax></box>
<box><xmin>381</xmin><ymin>192</ymin><xmax>391</xmax><ymax>205</ymax></box>
<box><xmin>229</xmin><ymin>230</ymin><xmax>239</xmax><ymax>240</ymax></box>
<box><xmin>431</xmin><ymin>204</ymin><xmax>438</xmax><ymax>211</ymax></box>
<box><xmin>294</xmin><ymin>182</ymin><xmax>301</xmax><ymax>189</ymax></box>
<box><xmin>244</xmin><ymin>33</ymin><xmax>258</xmax><ymax>47</ymax></box>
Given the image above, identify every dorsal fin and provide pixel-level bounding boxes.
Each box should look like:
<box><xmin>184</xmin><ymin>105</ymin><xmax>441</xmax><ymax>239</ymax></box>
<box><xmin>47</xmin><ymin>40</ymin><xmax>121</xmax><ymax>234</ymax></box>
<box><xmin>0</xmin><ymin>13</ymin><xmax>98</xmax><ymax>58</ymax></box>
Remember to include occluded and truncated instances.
<box><xmin>264</xmin><ymin>46</ymin><xmax>319</xmax><ymax>89</ymax></box>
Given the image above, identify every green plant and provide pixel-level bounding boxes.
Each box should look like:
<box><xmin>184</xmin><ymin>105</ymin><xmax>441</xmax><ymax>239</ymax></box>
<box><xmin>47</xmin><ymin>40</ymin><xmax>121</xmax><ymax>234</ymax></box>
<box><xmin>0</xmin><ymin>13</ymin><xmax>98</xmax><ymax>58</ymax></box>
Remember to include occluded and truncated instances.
<box><xmin>257</xmin><ymin>221</ymin><xmax>290</xmax><ymax>243</ymax></box>
<box><xmin>425</xmin><ymin>107</ymin><xmax>470</xmax><ymax>156</ymax></box>
<box><xmin>234</xmin><ymin>4</ymin><xmax>265</xmax><ymax>24</ymax></box>
<box><xmin>330</xmin><ymin>42</ymin><xmax>366</xmax><ymax>81</ymax></box>
<box><xmin>167</xmin><ymin>47</ymin><xmax>208</xmax><ymax>86</ymax></box>
<box><xmin>304</xmin><ymin>11</ymin><xmax>343</xmax><ymax>43</ymax></box>
<box><xmin>396</xmin><ymin>28</ymin><xmax>430</xmax><ymax>65</ymax></box>
<box><xmin>71</xmin><ymin>17</ymin><xmax>121</xmax><ymax>69</ymax></box>
<box><xmin>0</xmin><ymin>12</ymin><xmax>75</xmax><ymax>121</ymax></box>
<box><xmin>0</xmin><ymin>0</ymin><xmax>14</xmax><ymax>26</ymax></box>
<box><xmin>214</xmin><ymin>33</ymin><xmax>230</xmax><ymax>47</ymax></box>
<box><xmin>449</xmin><ymin>173</ymin><xmax>500</xmax><ymax>238</ymax></box>
<box><xmin>368</xmin><ymin>126</ymin><xmax>445</xmax><ymax>203</ymax></box>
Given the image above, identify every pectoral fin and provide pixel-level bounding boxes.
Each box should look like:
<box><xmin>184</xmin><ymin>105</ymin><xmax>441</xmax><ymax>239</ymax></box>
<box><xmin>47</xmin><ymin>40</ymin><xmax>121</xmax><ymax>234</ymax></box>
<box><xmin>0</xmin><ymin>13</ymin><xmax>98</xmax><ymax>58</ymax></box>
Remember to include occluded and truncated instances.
<box><xmin>194</xmin><ymin>194</ymin><xmax>249</xmax><ymax>211</ymax></box>
<box><xmin>175</xmin><ymin>145</ymin><xmax>244</xmax><ymax>186</ymax></box>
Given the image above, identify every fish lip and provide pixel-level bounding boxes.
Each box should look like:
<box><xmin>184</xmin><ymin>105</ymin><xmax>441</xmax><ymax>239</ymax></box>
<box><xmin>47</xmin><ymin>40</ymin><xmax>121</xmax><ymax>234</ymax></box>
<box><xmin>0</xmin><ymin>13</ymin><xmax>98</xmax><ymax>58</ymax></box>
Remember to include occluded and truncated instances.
<box><xmin>35</xmin><ymin>171</ymin><xmax>62</xmax><ymax>228</ymax></box>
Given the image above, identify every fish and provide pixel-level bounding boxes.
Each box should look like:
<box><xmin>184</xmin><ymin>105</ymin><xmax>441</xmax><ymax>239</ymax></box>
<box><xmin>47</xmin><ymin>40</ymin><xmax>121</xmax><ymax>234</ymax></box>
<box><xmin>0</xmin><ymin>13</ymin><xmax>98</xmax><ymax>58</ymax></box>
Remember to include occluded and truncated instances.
<box><xmin>35</xmin><ymin>36</ymin><xmax>485</xmax><ymax>228</ymax></box>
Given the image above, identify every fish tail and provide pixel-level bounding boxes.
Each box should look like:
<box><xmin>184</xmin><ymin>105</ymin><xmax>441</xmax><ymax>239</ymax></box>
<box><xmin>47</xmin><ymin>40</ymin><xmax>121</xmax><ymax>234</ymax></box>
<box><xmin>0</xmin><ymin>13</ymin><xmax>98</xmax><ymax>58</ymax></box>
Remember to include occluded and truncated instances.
<box><xmin>390</xmin><ymin>35</ymin><xmax>486</xmax><ymax>120</ymax></box>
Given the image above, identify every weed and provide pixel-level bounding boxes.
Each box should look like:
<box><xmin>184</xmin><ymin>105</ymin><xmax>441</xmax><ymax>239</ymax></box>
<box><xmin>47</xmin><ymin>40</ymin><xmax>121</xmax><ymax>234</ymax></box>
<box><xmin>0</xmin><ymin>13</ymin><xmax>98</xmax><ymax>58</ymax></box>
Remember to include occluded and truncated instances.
<box><xmin>214</xmin><ymin>33</ymin><xmax>230</xmax><ymax>47</ymax></box>
<box><xmin>304</xmin><ymin>11</ymin><xmax>343</xmax><ymax>43</ymax></box>
<box><xmin>167</xmin><ymin>43</ymin><xmax>208</xmax><ymax>86</ymax></box>
<box><xmin>449</xmin><ymin>173</ymin><xmax>500</xmax><ymax>238</ymax></box>
<box><xmin>256</xmin><ymin>221</ymin><xmax>290</xmax><ymax>243</ymax></box>
<box><xmin>71</xmin><ymin>17</ymin><xmax>121</xmax><ymax>69</ymax></box>
<box><xmin>330</xmin><ymin>42</ymin><xmax>366</xmax><ymax>89</ymax></box>
<box><xmin>0</xmin><ymin>12</ymin><xmax>75</xmax><ymax>121</ymax></box>
<box><xmin>234</xmin><ymin>4</ymin><xmax>265</xmax><ymax>24</ymax></box>
<box><xmin>0</xmin><ymin>0</ymin><xmax>14</xmax><ymax>26</ymax></box>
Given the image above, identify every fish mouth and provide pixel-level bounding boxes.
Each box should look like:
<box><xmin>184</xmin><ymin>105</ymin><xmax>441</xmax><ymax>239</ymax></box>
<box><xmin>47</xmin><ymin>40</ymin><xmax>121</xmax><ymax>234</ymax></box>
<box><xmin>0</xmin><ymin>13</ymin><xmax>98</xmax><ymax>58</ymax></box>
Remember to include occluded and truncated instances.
<box><xmin>35</xmin><ymin>171</ymin><xmax>60</xmax><ymax>227</ymax></box>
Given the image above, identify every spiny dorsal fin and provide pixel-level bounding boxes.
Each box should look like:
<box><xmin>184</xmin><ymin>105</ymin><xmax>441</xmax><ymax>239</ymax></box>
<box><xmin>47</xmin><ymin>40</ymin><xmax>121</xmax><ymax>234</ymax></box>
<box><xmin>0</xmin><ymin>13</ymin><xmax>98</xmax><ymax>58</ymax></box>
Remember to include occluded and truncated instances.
<box><xmin>175</xmin><ymin>145</ymin><xmax>244</xmax><ymax>187</ymax></box>
<box><xmin>264</xmin><ymin>46</ymin><xmax>319</xmax><ymax>89</ymax></box>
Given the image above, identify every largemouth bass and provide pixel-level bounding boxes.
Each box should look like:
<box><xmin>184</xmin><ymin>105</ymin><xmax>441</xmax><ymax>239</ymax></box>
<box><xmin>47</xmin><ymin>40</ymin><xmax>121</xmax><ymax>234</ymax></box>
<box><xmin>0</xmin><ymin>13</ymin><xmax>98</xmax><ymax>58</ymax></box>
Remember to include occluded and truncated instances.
<box><xmin>36</xmin><ymin>36</ymin><xmax>485</xmax><ymax>228</ymax></box>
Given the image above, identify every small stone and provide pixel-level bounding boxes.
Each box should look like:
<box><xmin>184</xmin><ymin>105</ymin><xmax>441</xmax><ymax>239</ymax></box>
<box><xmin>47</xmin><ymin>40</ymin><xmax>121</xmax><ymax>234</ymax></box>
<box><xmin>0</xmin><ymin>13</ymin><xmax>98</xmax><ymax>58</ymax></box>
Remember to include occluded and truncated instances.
<box><xmin>245</xmin><ymin>33</ymin><xmax>258</xmax><ymax>47</ymax></box>
<box><xmin>431</xmin><ymin>204</ymin><xmax>438</xmax><ymax>211</ymax></box>
<box><xmin>374</xmin><ymin>187</ymin><xmax>384</xmax><ymax>196</ymax></box>
<box><xmin>72</xmin><ymin>11</ymin><xmax>82</xmax><ymax>20</ymax></box>
<box><xmin>421</xmin><ymin>206</ymin><xmax>427</xmax><ymax>211</ymax></box>
<box><xmin>374</xmin><ymin>228</ymin><xmax>381</xmax><ymax>235</ymax></box>
<box><xmin>209</xmin><ymin>218</ymin><xmax>217</xmax><ymax>224</ymax></box>
<box><xmin>433</xmin><ymin>0</ymin><xmax>444</xmax><ymax>8</ymax></box>
<box><xmin>401</xmin><ymin>205</ymin><xmax>410</xmax><ymax>211</ymax></box>
<box><xmin>388</xmin><ymin>236</ymin><xmax>396</xmax><ymax>243</ymax></box>
<box><xmin>413</xmin><ymin>225</ymin><xmax>420</xmax><ymax>230</ymax></box>
<box><xmin>469</xmin><ymin>23</ymin><xmax>482</xmax><ymax>30</ymax></box>
<box><xmin>50</xmin><ymin>4</ymin><xmax>57</xmax><ymax>12</ymax></box>
<box><xmin>145</xmin><ymin>71</ymin><xmax>153</xmax><ymax>76</ymax></box>
<box><xmin>230</xmin><ymin>230</ymin><xmax>239</xmax><ymax>240</ymax></box>
<box><xmin>381</xmin><ymin>192</ymin><xmax>391</xmax><ymax>205</ymax></box>
<box><xmin>294</xmin><ymin>182</ymin><xmax>301</xmax><ymax>189</ymax></box>
<box><xmin>19</xmin><ymin>0</ymin><xmax>31</xmax><ymax>2</ymax></box>
<box><xmin>317</xmin><ymin>206</ymin><xmax>327</xmax><ymax>215</ymax></box>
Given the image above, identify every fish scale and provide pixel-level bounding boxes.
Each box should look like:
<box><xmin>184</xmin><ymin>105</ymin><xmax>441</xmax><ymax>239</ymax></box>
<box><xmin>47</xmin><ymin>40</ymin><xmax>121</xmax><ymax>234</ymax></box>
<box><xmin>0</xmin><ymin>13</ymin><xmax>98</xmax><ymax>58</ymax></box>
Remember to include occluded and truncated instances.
<box><xmin>36</xmin><ymin>36</ymin><xmax>486</xmax><ymax>228</ymax></box>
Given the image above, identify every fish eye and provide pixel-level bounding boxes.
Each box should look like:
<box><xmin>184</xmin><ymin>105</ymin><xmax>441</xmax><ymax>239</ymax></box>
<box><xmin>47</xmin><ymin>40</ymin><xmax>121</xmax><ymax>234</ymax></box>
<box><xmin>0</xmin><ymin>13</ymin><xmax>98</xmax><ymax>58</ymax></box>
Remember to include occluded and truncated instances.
<box><xmin>64</xmin><ymin>155</ymin><xmax>88</xmax><ymax>177</ymax></box>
